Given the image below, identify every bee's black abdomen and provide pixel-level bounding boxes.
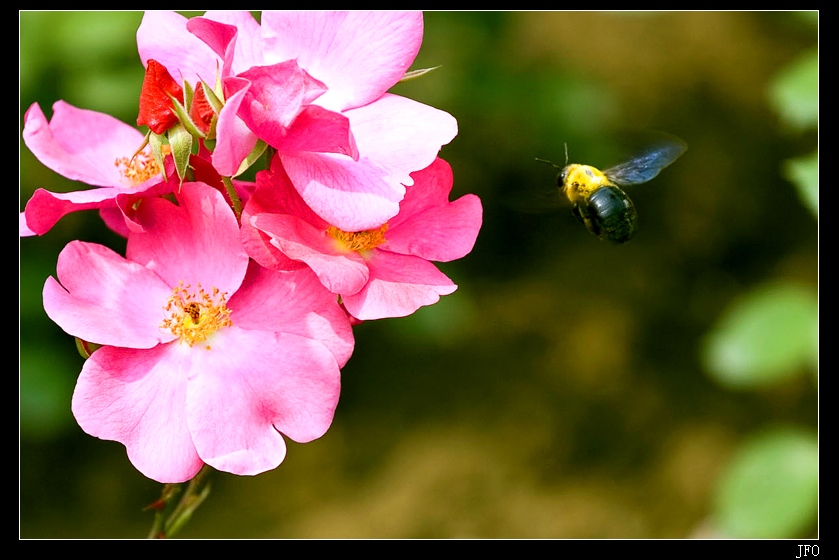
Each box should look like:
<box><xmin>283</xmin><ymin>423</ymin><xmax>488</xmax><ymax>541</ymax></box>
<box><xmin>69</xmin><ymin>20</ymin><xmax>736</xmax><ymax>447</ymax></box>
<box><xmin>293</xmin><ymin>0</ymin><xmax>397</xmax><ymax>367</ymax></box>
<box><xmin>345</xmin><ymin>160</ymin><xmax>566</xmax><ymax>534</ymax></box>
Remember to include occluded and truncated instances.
<box><xmin>587</xmin><ymin>186</ymin><xmax>637</xmax><ymax>244</ymax></box>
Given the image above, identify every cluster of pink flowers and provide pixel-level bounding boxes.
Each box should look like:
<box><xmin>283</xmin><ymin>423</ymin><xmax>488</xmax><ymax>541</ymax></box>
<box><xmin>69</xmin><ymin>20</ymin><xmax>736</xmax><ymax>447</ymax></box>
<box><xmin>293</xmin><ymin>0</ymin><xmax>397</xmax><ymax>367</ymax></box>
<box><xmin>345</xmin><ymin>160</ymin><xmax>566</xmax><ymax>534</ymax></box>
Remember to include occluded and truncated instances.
<box><xmin>21</xmin><ymin>11</ymin><xmax>482</xmax><ymax>483</ymax></box>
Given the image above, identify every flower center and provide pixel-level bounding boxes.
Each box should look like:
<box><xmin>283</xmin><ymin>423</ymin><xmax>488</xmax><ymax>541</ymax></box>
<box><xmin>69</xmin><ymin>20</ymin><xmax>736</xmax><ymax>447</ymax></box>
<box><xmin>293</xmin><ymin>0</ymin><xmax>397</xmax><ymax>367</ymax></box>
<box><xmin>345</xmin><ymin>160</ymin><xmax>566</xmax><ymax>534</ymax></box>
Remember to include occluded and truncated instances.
<box><xmin>327</xmin><ymin>223</ymin><xmax>389</xmax><ymax>253</ymax></box>
<box><xmin>161</xmin><ymin>281</ymin><xmax>233</xmax><ymax>349</ymax></box>
<box><xmin>115</xmin><ymin>145</ymin><xmax>171</xmax><ymax>186</ymax></box>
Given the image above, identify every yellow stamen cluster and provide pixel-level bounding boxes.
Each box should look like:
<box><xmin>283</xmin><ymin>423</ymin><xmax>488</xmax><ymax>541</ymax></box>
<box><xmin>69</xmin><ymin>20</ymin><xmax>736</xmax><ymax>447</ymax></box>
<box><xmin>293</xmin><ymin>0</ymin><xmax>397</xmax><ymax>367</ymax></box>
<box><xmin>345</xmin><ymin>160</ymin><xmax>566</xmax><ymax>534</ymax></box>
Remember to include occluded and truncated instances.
<box><xmin>161</xmin><ymin>281</ymin><xmax>233</xmax><ymax>349</ymax></box>
<box><xmin>115</xmin><ymin>151</ymin><xmax>162</xmax><ymax>186</ymax></box>
<box><xmin>327</xmin><ymin>223</ymin><xmax>389</xmax><ymax>253</ymax></box>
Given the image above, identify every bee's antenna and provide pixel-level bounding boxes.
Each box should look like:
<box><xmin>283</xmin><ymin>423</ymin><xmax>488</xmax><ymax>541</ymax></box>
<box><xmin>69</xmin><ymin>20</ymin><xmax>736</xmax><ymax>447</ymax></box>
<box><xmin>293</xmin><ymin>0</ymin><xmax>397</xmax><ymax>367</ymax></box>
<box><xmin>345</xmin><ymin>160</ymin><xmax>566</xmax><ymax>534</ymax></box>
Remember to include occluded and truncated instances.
<box><xmin>564</xmin><ymin>142</ymin><xmax>569</xmax><ymax>167</ymax></box>
<box><xmin>535</xmin><ymin>157</ymin><xmax>562</xmax><ymax>170</ymax></box>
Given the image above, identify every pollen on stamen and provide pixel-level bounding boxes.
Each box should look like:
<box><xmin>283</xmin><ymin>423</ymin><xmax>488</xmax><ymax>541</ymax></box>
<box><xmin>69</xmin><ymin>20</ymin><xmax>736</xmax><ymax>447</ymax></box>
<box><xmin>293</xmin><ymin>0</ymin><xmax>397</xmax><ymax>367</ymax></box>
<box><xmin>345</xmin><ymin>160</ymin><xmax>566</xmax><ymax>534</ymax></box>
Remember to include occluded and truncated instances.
<box><xmin>327</xmin><ymin>223</ymin><xmax>389</xmax><ymax>253</ymax></box>
<box><xmin>115</xmin><ymin>145</ymin><xmax>171</xmax><ymax>186</ymax></box>
<box><xmin>161</xmin><ymin>281</ymin><xmax>232</xmax><ymax>348</ymax></box>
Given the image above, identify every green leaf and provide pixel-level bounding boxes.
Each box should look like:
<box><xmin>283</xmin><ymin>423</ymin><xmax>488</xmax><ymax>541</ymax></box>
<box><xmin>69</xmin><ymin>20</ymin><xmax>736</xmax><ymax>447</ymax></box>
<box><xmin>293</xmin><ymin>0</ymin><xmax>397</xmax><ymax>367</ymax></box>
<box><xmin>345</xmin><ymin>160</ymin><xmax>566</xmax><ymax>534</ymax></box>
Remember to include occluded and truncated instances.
<box><xmin>701</xmin><ymin>282</ymin><xmax>817</xmax><ymax>388</ymax></box>
<box><xmin>713</xmin><ymin>427</ymin><xmax>818</xmax><ymax>538</ymax></box>
<box><xmin>783</xmin><ymin>150</ymin><xmax>819</xmax><ymax>218</ymax></box>
<box><xmin>768</xmin><ymin>49</ymin><xmax>818</xmax><ymax>130</ymax></box>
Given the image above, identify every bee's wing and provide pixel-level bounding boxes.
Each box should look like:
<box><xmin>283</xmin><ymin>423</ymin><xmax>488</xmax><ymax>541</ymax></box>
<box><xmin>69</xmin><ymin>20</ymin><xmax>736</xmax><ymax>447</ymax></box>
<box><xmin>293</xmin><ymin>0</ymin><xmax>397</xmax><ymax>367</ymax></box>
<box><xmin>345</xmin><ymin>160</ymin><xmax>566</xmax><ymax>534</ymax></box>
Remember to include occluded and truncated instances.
<box><xmin>603</xmin><ymin>138</ymin><xmax>687</xmax><ymax>186</ymax></box>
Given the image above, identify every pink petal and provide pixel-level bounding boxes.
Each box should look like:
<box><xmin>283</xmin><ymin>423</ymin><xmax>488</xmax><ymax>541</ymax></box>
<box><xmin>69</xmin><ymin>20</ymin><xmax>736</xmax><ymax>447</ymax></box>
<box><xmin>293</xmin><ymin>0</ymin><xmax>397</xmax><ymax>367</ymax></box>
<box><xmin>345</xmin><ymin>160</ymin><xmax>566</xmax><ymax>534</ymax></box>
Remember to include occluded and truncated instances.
<box><xmin>385</xmin><ymin>158</ymin><xmax>483</xmax><ymax>261</ymax></box>
<box><xmin>239</xmin><ymin>216</ymin><xmax>304</xmax><ymax>272</ymax></box>
<box><xmin>229</xmin><ymin>262</ymin><xmax>355</xmax><ymax>369</ymax></box>
<box><xmin>19</xmin><ymin>213</ymin><xmax>35</xmax><ymax>237</ymax></box>
<box><xmin>201</xmin><ymin>11</ymin><xmax>264</xmax><ymax>74</ymax></box>
<box><xmin>21</xmin><ymin>187</ymin><xmax>119</xmax><ymax>237</ymax></box>
<box><xmin>346</xmin><ymin>94</ymin><xmax>458</xmax><ymax>189</ymax></box>
<box><xmin>234</xmin><ymin>61</ymin><xmax>329</xmax><ymax>144</ymax></box>
<box><xmin>386</xmin><ymin>193</ymin><xmax>482</xmax><ymax>262</ymax></box>
<box><xmin>280</xmin><ymin>151</ymin><xmax>404</xmax><ymax>232</ymax></box>
<box><xmin>388</xmin><ymin>156</ymin><xmax>456</xmax><ymax>224</ymax></box>
<box><xmin>185</xmin><ymin>327</ymin><xmax>341</xmax><ymax>476</ymax></box>
<box><xmin>127</xmin><ymin>183</ymin><xmax>249</xmax><ymax>294</ymax></box>
<box><xmin>21</xmin><ymin>175</ymin><xmax>174</xmax><ymax>238</ymax></box>
<box><xmin>247</xmin><ymin>153</ymin><xmax>331</xmax><ymax>224</ymax></box>
<box><xmin>260</xmin><ymin>11</ymin><xmax>423</xmax><ymax>112</ymax></box>
<box><xmin>251</xmin><ymin>213</ymin><xmax>370</xmax><ymax>295</ymax></box>
<box><xmin>211</xmin><ymin>78</ymin><xmax>259</xmax><ymax>177</ymax></box>
<box><xmin>43</xmin><ymin>241</ymin><xmax>176</xmax><ymax>349</ymax></box>
<box><xmin>240</xmin><ymin>157</ymin><xmax>322</xmax><ymax>271</ymax></box>
<box><xmin>185</xmin><ymin>16</ymin><xmax>238</xmax><ymax>72</ymax></box>
<box><xmin>72</xmin><ymin>344</ymin><xmax>204</xmax><ymax>483</ymax></box>
<box><xmin>22</xmin><ymin>101</ymin><xmax>151</xmax><ymax>188</ymax></box>
<box><xmin>137</xmin><ymin>11</ymin><xmax>221</xmax><ymax>86</ymax></box>
<box><xmin>271</xmin><ymin>104</ymin><xmax>358</xmax><ymax>159</ymax></box>
<box><xmin>341</xmin><ymin>250</ymin><xmax>457</xmax><ymax>320</ymax></box>
<box><xmin>98</xmin><ymin>205</ymin><xmax>132</xmax><ymax>238</ymax></box>
<box><xmin>112</xmin><ymin>178</ymin><xmax>178</xmax><ymax>235</ymax></box>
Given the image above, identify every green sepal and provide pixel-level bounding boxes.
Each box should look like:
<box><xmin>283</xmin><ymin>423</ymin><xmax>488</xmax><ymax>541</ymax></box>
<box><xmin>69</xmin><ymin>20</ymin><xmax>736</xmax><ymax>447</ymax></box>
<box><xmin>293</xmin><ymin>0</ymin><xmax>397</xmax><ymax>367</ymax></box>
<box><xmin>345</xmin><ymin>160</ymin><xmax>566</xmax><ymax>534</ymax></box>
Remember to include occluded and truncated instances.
<box><xmin>168</xmin><ymin>92</ymin><xmax>206</xmax><ymax>140</ymax></box>
<box><xmin>235</xmin><ymin>138</ymin><xmax>269</xmax><ymax>177</ymax></box>
<box><xmin>183</xmin><ymin>80</ymin><xmax>194</xmax><ymax>115</ymax></box>
<box><xmin>167</xmin><ymin>123</ymin><xmax>193</xmax><ymax>185</ymax></box>
<box><xmin>75</xmin><ymin>337</ymin><xmax>101</xmax><ymax>359</ymax></box>
<box><xmin>399</xmin><ymin>66</ymin><xmax>441</xmax><ymax>83</ymax></box>
<box><xmin>199</xmin><ymin>80</ymin><xmax>223</xmax><ymax>141</ymax></box>
<box><xmin>148</xmin><ymin>131</ymin><xmax>168</xmax><ymax>181</ymax></box>
<box><xmin>201</xmin><ymin>79</ymin><xmax>225</xmax><ymax>116</ymax></box>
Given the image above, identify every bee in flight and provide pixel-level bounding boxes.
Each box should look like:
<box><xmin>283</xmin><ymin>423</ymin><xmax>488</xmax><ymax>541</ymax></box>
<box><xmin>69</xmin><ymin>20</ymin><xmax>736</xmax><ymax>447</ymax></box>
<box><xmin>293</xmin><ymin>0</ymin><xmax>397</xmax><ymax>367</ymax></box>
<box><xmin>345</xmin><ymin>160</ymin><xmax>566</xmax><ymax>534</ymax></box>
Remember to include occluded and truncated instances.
<box><xmin>540</xmin><ymin>135</ymin><xmax>687</xmax><ymax>244</ymax></box>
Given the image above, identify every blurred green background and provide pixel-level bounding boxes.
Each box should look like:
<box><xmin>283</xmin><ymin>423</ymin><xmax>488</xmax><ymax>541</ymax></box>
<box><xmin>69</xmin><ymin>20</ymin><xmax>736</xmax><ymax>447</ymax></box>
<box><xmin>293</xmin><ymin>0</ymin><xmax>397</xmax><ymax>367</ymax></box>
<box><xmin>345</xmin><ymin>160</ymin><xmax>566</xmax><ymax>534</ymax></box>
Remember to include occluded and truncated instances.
<box><xmin>20</xmin><ymin>11</ymin><xmax>817</xmax><ymax>539</ymax></box>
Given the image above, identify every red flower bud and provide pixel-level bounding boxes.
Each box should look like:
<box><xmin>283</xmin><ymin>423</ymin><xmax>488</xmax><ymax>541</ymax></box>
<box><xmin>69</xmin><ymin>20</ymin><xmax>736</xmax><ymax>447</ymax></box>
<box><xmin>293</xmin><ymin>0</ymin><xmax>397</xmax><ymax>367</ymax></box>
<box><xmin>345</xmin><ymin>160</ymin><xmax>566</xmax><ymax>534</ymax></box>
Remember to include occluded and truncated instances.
<box><xmin>190</xmin><ymin>85</ymin><xmax>215</xmax><ymax>134</ymax></box>
<box><xmin>137</xmin><ymin>59</ymin><xmax>184</xmax><ymax>134</ymax></box>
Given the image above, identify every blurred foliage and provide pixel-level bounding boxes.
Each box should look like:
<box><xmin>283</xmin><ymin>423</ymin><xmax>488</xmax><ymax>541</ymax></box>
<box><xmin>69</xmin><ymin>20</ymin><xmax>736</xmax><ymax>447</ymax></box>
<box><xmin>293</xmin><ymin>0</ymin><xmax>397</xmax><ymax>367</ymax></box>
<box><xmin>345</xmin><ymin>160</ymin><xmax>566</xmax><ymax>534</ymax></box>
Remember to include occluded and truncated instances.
<box><xmin>702</xmin><ymin>282</ymin><xmax>817</xmax><ymax>388</ymax></box>
<box><xmin>713</xmin><ymin>426</ymin><xmax>818</xmax><ymax>538</ymax></box>
<box><xmin>783</xmin><ymin>152</ymin><xmax>818</xmax><ymax>218</ymax></box>
<box><xmin>770</xmin><ymin>44</ymin><xmax>819</xmax><ymax>219</ymax></box>
<box><xmin>768</xmin><ymin>49</ymin><xmax>818</xmax><ymax>132</ymax></box>
<box><xmin>20</xmin><ymin>11</ymin><xmax>818</xmax><ymax>539</ymax></box>
<box><xmin>702</xmin><ymin>13</ymin><xmax>818</xmax><ymax>539</ymax></box>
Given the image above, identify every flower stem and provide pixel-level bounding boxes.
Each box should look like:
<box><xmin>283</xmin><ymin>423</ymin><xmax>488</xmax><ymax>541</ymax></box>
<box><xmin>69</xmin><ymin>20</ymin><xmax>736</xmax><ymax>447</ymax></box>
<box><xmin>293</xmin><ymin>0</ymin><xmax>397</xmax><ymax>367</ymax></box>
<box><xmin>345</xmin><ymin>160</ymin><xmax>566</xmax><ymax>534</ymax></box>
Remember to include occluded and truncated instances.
<box><xmin>146</xmin><ymin>465</ymin><xmax>214</xmax><ymax>538</ymax></box>
<box><xmin>222</xmin><ymin>176</ymin><xmax>243</xmax><ymax>221</ymax></box>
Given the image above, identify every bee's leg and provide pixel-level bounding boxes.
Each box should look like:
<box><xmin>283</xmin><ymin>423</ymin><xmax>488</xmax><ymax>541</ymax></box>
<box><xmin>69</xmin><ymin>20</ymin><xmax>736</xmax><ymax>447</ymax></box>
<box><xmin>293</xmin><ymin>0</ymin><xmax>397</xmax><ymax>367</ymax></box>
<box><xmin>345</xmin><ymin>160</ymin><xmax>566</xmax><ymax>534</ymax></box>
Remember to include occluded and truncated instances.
<box><xmin>572</xmin><ymin>203</ymin><xmax>600</xmax><ymax>237</ymax></box>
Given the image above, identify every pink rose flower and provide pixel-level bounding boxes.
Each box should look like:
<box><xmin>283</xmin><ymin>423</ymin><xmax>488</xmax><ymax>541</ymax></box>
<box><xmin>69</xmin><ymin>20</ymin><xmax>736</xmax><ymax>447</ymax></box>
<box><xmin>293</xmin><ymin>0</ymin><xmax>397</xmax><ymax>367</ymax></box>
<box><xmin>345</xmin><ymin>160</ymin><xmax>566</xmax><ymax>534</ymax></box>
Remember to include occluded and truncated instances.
<box><xmin>20</xmin><ymin>101</ymin><xmax>173</xmax><ymax>237</ymax></box>
<box><xmin>43</xmin><ymin>181</ymin><xmax>354</xmax><ymax>482</ymax></box>
<box><xmin>136</xmin><ymin>11</ymin><xmax>457</xmax><ymax>232</ymax></box>
<box><xmin>242</xmin><ymin>156</ymin><xmax>482</xmax><ymax>320</ymax></box>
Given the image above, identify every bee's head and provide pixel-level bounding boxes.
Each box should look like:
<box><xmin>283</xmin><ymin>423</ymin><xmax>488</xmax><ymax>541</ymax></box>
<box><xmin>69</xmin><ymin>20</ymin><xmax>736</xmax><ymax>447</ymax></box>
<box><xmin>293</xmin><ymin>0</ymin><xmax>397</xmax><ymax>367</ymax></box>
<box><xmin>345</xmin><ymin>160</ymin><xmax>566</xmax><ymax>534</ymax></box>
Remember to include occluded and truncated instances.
<box><xmin>558</xmin><ymin>166</ymin><xmax>570</xmax><ymax>189</ymax></box>
<box><xmin>536</xmin><ymin>142</ymin><xmax>572</xmax><ymax>189</ymax></box>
